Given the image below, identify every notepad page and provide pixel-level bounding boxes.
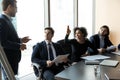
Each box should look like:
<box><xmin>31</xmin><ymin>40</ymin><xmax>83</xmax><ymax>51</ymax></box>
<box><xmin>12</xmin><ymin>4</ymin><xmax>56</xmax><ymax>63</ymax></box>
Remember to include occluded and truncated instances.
<box><xmin>100</xmin><ymin>60</ymin><xmax>119</xmax><ymax>67</ymax></box>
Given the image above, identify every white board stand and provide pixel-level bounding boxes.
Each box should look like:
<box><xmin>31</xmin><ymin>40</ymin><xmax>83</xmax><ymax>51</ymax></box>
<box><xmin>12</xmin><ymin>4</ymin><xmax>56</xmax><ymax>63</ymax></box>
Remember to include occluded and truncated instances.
<box><xmin>0</xmin><ymin>44</ymin><xmax>16</xmax><ymax>80</ymax></box>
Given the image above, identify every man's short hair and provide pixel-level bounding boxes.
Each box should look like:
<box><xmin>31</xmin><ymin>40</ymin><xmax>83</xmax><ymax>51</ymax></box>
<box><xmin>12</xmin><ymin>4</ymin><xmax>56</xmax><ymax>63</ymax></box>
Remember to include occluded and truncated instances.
<box><xmin>44</xmin><ymin>27</ymin><xmax>54</xmax><ymax>35</ymax></box>
<box><xmin>2</xmin><ymin>0</ymin><xmax>16</xmax><ymax>11</ymax></box>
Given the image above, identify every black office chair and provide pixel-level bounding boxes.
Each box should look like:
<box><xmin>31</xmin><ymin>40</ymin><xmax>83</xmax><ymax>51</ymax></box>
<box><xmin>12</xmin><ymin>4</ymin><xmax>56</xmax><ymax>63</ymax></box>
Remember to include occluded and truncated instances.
<box><xmin>57</xmin><ymin>39</ymin><xmax>72</xmax><ymax>66</ymax></box>
<box><xmin>32</xmin><ymin>45</ymin><xmax>45</xmax><ymax>80</ymax></box>
<box><xmin>57</xmin><ymin>39</ymin><xmax>72</xmax><ymax>55</ymax></box>
<box><xmin>32</xmin><ymin>63</ymin><xmax>44</xmax><ymax>80</ymax></box>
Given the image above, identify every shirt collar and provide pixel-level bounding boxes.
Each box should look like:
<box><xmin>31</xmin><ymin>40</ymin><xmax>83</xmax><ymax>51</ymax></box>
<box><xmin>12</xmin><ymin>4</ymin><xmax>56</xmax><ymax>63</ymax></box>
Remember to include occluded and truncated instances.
<box><xmin>99</xmin><ymin>34</ymin><xmax>105</xmax><ymax>39</ymax></box>
<box><xmin>2</xmin><ymin>12</ymin><xmax>12</xmax><ymax>21</ymax></box>
<box><xmin>45</xmin><ymin>40</ymin><xmax>52</xmax><ymax>45</ymax></box>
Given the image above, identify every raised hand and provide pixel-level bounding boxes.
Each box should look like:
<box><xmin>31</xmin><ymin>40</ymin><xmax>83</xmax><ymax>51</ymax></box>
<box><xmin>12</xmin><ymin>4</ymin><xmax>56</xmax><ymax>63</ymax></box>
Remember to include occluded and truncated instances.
<box><xmin>66</xmin><ymin>25</ymin><xmax>71</xmax><ymax>35</ymax></box>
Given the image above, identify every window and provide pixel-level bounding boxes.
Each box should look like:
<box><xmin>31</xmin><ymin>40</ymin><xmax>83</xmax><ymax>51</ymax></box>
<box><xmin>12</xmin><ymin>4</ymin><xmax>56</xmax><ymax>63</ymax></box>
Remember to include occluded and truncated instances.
<box><xmin>50</xmin><ymin>0</ymin><xmax>74</xmax><ymax>41</ymax></box>
<box><xmin>78</xmin><ymin>0</ymin><xmax>94</xmax><ymax>38</ymax></box>
<box><xmin>16</xmin><ymin>0</ymin><xmax>44</xmax><ymax>77</ymax></box>
<box><xmin>0</xmin><ymin>0</ymin><xmax>2</xmax><ymax>12</ymax></box>
<box><xmin>0</xmin><ymin>0</ymin><xmax>94</xmax><ymax>77</ymax></box>
<box><xmin>50</xmin><ymin>0</ymin><xmax>94</xmax><ymax>41</ymax></box>
<box><xmin>17</xmin><ymin>0</ymin><xmax>44</xmax><ymax>44</ymax></box>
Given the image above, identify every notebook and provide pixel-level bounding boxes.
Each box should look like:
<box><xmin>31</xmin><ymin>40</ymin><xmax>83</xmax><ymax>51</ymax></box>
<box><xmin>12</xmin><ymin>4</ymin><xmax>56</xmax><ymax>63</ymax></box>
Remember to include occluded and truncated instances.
<box><xmin>100</xmin><ymin>60</ymin><xmax>119</xmax><ymax>67</ymax></box>
<box><xmin>85</xmin><ymin>60</ymin><xmax>100</xmax><ymax>65</ymax></box>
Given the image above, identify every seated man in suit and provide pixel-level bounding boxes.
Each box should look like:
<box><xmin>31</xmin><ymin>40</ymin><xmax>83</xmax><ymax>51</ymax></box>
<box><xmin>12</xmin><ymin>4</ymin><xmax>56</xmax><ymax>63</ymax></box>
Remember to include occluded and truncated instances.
<box><xmin>31</xmin><ymin>27</ymin><xmax>68</xmax><ymax>80</ymax></box>
<box><xmin>89</xmin><ymin>25</ymin><xmax>116</xmax><ymax>54</ymax></box>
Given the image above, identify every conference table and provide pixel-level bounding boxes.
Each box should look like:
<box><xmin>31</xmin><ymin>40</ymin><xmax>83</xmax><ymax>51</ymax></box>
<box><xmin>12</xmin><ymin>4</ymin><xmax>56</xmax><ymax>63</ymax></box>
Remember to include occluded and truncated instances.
<box><xmin>55</xmin><ymin>53</ymin><xmax>120</xmax><ymax>80</ymax></box>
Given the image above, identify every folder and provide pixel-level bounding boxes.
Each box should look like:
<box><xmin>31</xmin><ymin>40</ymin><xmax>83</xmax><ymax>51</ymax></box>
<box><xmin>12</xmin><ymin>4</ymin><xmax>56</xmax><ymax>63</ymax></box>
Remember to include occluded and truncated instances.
<box><xmin>100</xmin><ymin>60</ymin><xmax>119</xmax><ymax>67</ymax></box>
<box><xmin>85</xmin><ymin>60</ymin><xmax>100</xmax><ymax>65</ymax></box>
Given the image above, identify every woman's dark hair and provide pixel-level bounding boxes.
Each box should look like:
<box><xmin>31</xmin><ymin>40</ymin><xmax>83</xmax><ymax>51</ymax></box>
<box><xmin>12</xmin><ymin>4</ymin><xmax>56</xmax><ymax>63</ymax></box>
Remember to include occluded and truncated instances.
<box><xmin>74</xmin><ymin>27</ymin><xmax>88</xmax><ymax>37</ymax></box>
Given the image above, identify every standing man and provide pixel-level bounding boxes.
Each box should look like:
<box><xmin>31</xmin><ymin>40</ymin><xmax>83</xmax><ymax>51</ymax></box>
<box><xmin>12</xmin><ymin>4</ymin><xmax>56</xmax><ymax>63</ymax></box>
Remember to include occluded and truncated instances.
<box><xmin>0</xmin><ymin>0</ymin><xmax>31</xmax><ymax>76</ymax></box>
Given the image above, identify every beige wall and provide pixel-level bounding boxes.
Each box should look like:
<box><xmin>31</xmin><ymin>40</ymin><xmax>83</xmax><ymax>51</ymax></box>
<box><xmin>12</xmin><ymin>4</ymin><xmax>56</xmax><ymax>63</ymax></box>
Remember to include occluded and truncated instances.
<box><xmin>95</xmin><ymin>0</ymin><xmax>120</xmax><ymax>46</ymax></box>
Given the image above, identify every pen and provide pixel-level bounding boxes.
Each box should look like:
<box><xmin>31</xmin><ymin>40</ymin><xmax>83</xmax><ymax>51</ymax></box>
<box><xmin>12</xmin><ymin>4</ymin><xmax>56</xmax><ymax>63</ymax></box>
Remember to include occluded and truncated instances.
<box><xmin>104</xmin><ymin>73</ymin><xmax>109</xmax><ymax>80</ymax></box>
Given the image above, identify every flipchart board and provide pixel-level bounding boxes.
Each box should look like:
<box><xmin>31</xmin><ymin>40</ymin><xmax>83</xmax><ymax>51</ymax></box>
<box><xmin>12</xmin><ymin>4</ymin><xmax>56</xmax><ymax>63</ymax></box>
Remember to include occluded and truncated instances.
<box><xmin>0</xmin><ymin>44</ymin><xmax>16</xmax><ymax>80</ymax></box>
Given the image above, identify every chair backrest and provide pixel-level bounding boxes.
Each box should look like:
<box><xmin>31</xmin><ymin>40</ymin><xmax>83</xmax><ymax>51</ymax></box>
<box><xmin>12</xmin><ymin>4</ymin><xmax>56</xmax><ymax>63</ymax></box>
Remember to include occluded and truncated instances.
<box><xmin>57</xmin><ymin>39</ymin><xmax>72</xmax><ymax>55</ymax></box>
<box><xmin>57</xmin><ymin>39</ymin><xmax>73</xmax><ymax>65</ymax></box>
<box><xmin>32</xmin><ymin>44</ymin><xmax>44</xmax><ymax>80</ymax></box>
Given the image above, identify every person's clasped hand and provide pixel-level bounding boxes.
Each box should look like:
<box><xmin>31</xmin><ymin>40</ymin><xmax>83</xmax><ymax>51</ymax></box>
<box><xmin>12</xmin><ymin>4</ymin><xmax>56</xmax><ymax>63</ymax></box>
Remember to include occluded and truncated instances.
<box><xmin>20</xmin><ymin>36</ymin><xmax>31</xmax><ymax>50</ymax></box>
<box><xmin>47</xmin><ymin>60</ymin><xmax>54</xmax><ymax>67</ymax></box>
<box><xmin>20</xmin><ymin>43</ymin><xmax>26</xmax><ymax>50</ymax></box>
<box><xmin>98</xmin><ymin>48</ymin><xmax>106</xmax><ymax>54</ymax></box>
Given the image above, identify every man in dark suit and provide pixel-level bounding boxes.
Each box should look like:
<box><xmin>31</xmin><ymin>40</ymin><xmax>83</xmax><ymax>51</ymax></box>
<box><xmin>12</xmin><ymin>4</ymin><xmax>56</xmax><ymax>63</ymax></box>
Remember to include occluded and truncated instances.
<box><xmin>89</xmin><ymin>25</ymin><xmax>116</xmax><ymax>54</ymax></box>
<box><xmin>0</xmin><ymin>0</ymin><xmax>31</xmax><ymax>76</ymax></box>
<box><xmin>31</xmin><ymin>27</ymin><xmax>68</xmax><ymax>80</ymax></box>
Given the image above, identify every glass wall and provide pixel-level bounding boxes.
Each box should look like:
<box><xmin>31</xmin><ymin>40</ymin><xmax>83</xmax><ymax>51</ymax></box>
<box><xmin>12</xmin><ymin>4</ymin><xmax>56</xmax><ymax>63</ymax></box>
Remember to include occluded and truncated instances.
<box><xmin>17</xmin><ymin>0</ymin><xmax>44</xmax><ymax>44</ymax></box>
<box><xmin>0</xmin><ymin>0</ymin><xmax>2</xmax><ymax>13</ymax></box>
<box><xmin>78</xmin><ymin>0</ymin><xmax>93</xmax><ymax>38</ymax></box>
<box><xmin>0</xmin><ymin>0</ymin><xmax>94</xmax><ymax>77</ymax></box>
<box><xmin>50</xmin><ymin>0</ymin><xmax>74</xmax><ymax>41</ymax></box>
<box><xmin>50</xmin><ymin>0</ymin><xmax>94</xmax><ymax>41</ymax></box>
<box><xmin>16</xmin><ymin>0</ymin><xmax>44</xmax><ymax>77</ymax></box>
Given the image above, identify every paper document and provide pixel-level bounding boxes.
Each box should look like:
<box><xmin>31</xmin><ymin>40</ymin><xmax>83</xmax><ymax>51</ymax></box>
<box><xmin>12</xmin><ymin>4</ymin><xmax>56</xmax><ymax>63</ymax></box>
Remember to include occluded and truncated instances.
<box><xmin>106</xmin><ymin>46</ymin><xmax>116</xmax><ymax>52</ymax></box>
<box><xmin>53</xmin><ymin>54</ymin><xmax>69</xmax><ymax>63</ymax></box>
<box><xmin>81</xmin><ymin>55</ymin><xmax>110</xmax><ymax>60</ymax></box>
<box><xmin>112</xmin><ymin>51</ymin><xmax>120</xmax><ymax>56</ymax></box>
<box><xmin>100</xmin><ymin>60</ymin><xmax>119</xmax><ymax>67</ymax></box>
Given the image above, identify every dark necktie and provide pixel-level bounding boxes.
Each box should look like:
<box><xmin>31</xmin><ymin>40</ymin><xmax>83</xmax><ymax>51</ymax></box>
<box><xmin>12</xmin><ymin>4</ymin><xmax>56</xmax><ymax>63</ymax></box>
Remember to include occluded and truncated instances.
<box><xmin>48</xmin><ymin>43</ymin><xmax>54</xmax><ymax>60</ymax></box>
